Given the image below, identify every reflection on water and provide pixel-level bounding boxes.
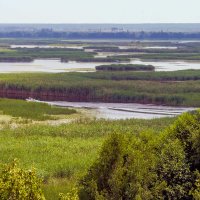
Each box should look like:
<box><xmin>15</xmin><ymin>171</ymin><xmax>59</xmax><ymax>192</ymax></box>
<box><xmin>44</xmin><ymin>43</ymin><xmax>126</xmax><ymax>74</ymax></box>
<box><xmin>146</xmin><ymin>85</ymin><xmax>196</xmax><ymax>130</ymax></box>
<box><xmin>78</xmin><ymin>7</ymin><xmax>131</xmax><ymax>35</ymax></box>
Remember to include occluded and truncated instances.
<box><xmin>43</xmin><ymin>101</ymin><xmax>196</xmax><ymax>120</ymax></box>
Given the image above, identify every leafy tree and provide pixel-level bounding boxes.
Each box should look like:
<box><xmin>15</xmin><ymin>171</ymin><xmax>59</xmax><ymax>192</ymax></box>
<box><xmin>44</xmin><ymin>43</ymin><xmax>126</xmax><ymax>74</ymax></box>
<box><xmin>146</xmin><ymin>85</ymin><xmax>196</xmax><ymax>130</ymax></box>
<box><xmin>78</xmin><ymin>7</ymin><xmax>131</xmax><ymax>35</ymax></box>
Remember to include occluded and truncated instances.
<box><xmin>167</xmin><ymin>111</ymin><xmax>200</xmax><ymax>170</ymax></box>
<box><xmin>155</xmin><ymin>139</ymin><xmax>193</xmax><ymax>199</ymax></box>
<box><xmin>79</xmin><ymin>115</ymin><xmax>197</xmax><ymax>200</ymax></box>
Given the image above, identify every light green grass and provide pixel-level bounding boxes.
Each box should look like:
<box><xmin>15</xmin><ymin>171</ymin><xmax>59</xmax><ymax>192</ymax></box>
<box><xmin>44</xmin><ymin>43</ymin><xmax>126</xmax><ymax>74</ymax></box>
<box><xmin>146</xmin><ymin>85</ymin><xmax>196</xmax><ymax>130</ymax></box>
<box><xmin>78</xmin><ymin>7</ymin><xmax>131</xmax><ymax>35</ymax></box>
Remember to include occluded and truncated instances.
<box><xmin>0</xmin><ymin>117</ymin><xmax>175</xmax><ymax>199</ymax></box>
<box><xmin>0</xmin><ymin>98</ymin><xmax>76</xmax><ymax>121</ymax></box>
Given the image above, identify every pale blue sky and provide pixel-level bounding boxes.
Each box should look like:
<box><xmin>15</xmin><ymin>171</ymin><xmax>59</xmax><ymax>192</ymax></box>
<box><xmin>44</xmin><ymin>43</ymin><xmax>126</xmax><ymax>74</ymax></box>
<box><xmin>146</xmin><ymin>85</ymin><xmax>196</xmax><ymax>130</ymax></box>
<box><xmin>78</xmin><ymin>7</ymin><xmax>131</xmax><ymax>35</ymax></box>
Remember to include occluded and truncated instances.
<box><xmin>0</xmin><ymin>0</ymin><xmax>200</xmax><ymax>23</ymax></box>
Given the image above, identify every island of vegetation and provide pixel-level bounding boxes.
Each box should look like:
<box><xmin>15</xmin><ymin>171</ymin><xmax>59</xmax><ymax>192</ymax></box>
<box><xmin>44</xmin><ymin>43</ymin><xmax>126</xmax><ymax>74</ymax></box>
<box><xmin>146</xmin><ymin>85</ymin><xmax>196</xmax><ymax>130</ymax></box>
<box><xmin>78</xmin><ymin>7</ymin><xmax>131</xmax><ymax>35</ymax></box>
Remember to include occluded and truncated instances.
<box><xmin>96</xmin><ymin>64</ymin><xmax>155</xmax><ymax>71</ymax></box>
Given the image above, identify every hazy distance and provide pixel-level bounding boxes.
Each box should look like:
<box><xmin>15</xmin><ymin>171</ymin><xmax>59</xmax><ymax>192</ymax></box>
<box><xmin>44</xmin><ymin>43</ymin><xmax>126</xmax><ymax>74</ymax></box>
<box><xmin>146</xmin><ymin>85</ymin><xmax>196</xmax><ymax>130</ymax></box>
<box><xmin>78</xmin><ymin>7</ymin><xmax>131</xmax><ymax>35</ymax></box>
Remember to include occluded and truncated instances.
<box><xmin>0</xmin><ymin>0</ymin><xmax>200</xmax><ymax>24</ymax></box>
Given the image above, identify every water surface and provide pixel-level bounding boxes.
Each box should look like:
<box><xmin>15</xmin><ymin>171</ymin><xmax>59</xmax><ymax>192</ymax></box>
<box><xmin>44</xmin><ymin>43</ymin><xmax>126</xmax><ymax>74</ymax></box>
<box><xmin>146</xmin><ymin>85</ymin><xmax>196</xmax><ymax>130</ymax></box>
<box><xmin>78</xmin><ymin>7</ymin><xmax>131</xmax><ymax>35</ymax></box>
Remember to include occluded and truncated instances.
<box><xmin>0</xmin><ymin>58</ymin><xmax>200</xmax><ymax>73</ymax></box>
<box><xmin>0</xmin><ymin>59</ymin><xmax>98</xmax><ymax>73</ymax></box>
<box><xmin>130</xmin><ymin>59</ymin><xmax>200</xmax><ymax>71</ymax></box>
<box><xmin>44</xmin><ymin>101</ymin><xmax>195</xmax><ymax>120</ymax></box>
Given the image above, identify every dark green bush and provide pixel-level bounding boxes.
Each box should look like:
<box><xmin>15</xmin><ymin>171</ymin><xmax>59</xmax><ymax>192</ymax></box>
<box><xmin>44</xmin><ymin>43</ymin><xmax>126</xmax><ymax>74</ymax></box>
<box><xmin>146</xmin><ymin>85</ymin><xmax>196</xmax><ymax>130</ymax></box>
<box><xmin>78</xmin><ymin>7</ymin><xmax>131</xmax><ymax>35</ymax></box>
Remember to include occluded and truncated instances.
<box><xmin>79</xmin><ymin>111</ymin><xmax>200</xmax><ymax>200</ymax></box>
<box><xmin>167</xmin><ymin>111</ymin><xmax>200</xmax><ymax>170</ymax></box>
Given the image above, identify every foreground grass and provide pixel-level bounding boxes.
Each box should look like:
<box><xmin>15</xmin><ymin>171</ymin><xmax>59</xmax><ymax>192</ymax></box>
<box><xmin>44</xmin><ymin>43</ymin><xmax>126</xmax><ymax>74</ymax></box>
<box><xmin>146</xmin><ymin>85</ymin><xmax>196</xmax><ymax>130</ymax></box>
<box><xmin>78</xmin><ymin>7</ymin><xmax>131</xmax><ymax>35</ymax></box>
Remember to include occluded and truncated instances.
<box><xmin>0</xmin><ymin>99</ymin><xmax>76</xmax><ymax>121</ymax></box>
<box><xmin>0</xmin><ymin>117</ymin><xmax>175</xmax><ymax>199</ymax></box>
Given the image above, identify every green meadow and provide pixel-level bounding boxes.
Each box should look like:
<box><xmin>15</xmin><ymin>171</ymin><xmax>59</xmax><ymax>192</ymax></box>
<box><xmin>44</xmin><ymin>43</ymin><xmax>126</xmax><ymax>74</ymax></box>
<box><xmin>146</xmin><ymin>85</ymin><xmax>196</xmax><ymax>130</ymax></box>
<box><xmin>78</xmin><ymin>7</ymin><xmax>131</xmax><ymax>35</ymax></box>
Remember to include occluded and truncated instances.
<box><xmin>0</xmin><ymin>98</ymin><xmax>76</xmax><ymax>121</ymax></box>
<box><xmin>0</xmin><ymin>99</ymin><xmax>175</xmax><ymax>199</ymax></box>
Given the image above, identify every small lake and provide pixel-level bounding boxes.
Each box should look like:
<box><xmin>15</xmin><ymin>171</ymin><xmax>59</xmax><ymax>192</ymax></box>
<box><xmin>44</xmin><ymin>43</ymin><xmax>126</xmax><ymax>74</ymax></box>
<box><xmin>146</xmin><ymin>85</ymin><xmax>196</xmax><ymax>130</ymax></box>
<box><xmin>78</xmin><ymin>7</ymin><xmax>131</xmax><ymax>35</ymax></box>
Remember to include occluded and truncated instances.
<box><xmin>0</xmin><ymin>59</ymin><xmax>200</xmax><ymax>73</ymax></box>
<box><xmin>43</xmin><ymin>101</ymin><xmax>195</xmax><ymax>120</ymax></box>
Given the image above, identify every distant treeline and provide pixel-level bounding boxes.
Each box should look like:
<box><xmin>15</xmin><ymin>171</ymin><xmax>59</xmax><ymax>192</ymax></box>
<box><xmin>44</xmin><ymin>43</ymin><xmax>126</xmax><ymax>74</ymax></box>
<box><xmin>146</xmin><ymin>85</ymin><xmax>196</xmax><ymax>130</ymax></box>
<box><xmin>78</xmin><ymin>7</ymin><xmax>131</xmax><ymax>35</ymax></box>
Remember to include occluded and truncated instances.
<box><xmin>1</xmin><ymin>30</ymin><xmax>200</xmax><ymax>39</ymax></box>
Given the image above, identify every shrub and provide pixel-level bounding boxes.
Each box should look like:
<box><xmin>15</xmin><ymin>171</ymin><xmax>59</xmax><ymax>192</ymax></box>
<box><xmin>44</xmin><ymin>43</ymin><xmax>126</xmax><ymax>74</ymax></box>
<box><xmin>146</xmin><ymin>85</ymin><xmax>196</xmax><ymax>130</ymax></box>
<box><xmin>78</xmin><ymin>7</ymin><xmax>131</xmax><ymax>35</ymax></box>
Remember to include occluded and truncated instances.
<box><xmin>79</xmin><ymin>111</ymin><xmax>200</xmax><ymax>200</ymax></box>
<box><xmin>59</xmin><ymin>188</ymin><xmax>79</xmax><ymax>200</ymax></box>
<box><xmin>0</xmin><ymin>159</ymin><xmax>45</xmax><ymax>200</ymax></box>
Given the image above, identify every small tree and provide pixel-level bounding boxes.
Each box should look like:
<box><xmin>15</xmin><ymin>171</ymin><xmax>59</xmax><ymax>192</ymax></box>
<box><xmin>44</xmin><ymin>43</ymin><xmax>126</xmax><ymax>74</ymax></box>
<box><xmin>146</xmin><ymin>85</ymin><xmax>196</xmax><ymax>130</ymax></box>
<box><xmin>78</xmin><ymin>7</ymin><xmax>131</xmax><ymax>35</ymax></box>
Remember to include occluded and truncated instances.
<box><xmin>0</xmin><ymin>159</ymin><xmax>45</xmax><ymax>200</ymax></box>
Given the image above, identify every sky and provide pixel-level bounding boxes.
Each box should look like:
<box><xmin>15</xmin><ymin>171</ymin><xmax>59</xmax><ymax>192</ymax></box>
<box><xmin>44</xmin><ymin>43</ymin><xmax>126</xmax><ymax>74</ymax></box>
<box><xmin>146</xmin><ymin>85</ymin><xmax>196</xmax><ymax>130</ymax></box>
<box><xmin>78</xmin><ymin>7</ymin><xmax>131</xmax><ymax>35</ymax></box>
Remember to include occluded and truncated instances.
<box><xmin>0</xmin><ymin>0</ymin><xmax>200</xmax><ymax>24</ymax></box>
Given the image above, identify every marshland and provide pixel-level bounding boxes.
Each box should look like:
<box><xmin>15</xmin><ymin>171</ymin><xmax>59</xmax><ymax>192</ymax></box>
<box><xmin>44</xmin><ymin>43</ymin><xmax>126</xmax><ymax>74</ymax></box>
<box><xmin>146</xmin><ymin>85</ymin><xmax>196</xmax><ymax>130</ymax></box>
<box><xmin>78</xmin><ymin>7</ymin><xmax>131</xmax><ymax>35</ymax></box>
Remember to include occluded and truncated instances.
<box><xmin>0</xmin><ymin>34</ymin><xmax>200</xmax><ymax>199</ymax></box>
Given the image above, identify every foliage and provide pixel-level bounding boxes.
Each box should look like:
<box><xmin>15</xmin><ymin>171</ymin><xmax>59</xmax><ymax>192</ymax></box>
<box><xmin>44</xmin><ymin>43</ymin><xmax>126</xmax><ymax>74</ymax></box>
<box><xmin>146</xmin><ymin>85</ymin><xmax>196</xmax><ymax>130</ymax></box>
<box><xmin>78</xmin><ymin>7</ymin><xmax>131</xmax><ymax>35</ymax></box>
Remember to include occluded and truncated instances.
<box><xmin>190</xmin><ymin>172</ymin><xmax>200</xmax><ymax>200</ymax></box>
<box><xmin>167</xmin><ymin>111</ymin><xmax>200</xmax><ymax>170</ymax></box>
<box><xmin>0</xmin><ymin>159</ymin><xmax>45</xmax><ymax>200</ymax></box>
<box><xmin>59</xmin><ymin>188</ymin><xmax>79</xmax><ymax>200</ymax></box>
<box><xmin>79</xmin><ymin>111</ymin><xmax>200</xmax><ymax>200</ymax></box>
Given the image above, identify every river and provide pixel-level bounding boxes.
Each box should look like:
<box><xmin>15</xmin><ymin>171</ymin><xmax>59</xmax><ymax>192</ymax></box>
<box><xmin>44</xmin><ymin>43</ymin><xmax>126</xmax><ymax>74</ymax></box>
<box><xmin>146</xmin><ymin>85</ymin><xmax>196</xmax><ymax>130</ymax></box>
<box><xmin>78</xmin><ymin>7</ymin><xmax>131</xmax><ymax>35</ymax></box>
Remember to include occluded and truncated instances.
<box><xmin>0</xmin><ymin>58</ymin><xmax>200</xmax><ymax>73</ymax></box>
<box><xmin>42</xmin><ymin>101</ymin><xmax>195</xmax><ymax>120</ymax></box>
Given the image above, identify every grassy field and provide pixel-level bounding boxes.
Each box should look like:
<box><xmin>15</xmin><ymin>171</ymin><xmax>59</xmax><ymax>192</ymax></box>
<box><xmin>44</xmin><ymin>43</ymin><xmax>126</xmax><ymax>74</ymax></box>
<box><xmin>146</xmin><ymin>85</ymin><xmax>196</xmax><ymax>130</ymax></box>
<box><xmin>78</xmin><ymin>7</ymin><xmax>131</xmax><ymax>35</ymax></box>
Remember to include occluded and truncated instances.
<box><xmin>0</xmin><ymin>98</ymin><xmax>76</xmax><ymax>121</ymax></box>
<box><xmin>0</xmin><ymin>109</ymin><xmax>175</xmax><ymax>199</ymax></box>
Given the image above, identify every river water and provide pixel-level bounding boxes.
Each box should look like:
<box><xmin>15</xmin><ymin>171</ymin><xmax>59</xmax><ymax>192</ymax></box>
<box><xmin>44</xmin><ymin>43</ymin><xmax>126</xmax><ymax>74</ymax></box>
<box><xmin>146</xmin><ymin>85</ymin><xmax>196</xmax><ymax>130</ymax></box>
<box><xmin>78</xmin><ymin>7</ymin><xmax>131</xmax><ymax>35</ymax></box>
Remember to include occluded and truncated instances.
<box><xmin>0</xmin><ymin>58</ymin><xmax>200</xmax><ymax>73</ymax></box>
<box><xmin>43</xmin><ymin>101</ymin><xmax>195</xmax><ymax>120</ymax></box>
<box><xmin>130</xmin><ymin>59</ymin><xmax>200</xmax><ymax>71</ymax></box>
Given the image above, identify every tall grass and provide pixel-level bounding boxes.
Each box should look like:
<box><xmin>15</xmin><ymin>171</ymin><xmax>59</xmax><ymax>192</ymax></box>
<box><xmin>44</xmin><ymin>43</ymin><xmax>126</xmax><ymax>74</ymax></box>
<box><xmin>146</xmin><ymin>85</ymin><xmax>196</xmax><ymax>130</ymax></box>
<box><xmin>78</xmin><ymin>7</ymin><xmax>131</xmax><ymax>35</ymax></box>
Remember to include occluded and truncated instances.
<box><xmin>0</xmin><ymin>72</ymin><xmax>200</xmax><ymax>106</ymax></box>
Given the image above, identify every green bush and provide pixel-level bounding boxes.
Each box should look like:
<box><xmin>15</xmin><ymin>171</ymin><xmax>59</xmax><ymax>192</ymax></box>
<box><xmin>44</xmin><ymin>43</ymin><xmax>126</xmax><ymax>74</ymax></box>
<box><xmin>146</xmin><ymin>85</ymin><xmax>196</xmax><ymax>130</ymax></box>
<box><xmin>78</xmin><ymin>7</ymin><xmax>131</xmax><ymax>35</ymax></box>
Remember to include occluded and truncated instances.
<box><xmin>0</xmin><ymin>159</ymin><xmax>45</xmax><ymax>200</ymax></box>
<box><xmin>79</xmin><ymin>111</ymin><xmax>200</xmax><ymax>199</ymax></box>
<box><xmin>79</xmin><ymin>133</ymin><xmax>193</xmax><ymax>199</ymax></box>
